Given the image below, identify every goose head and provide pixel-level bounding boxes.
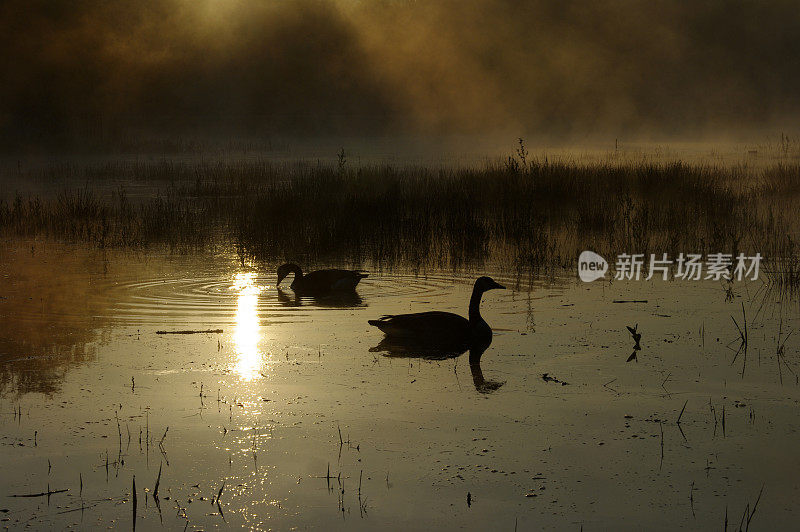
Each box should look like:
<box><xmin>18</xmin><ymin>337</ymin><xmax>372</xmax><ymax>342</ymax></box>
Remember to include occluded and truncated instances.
<box><xmin>277</xmin><ymin>263</ymin><xmax>302</xmax><ymax>286</ymax></box>
<box><xmin>474</xmin><ymin>276</ymin><xmax>505</xmax><ymax>294</ymax></box>
<box><xmin>469</xmin><ymin>276</ymin><xmax>505</xmax><ymax>327</ymax></box>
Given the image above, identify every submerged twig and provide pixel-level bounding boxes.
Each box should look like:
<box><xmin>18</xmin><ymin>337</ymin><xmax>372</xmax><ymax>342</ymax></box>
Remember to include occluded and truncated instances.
<box><xmin>156</xmin><ymin>329</ymin><xmax>223</xmax><ymax>335</ymax></box>
<box><xmin>9</xmin><ymin>488</ymin><xmax>68</xmax><ymax>498</ymax></box>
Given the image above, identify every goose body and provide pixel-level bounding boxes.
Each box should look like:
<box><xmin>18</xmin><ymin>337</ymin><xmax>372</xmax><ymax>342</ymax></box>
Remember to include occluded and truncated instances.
<box><xmin>369</xmin><ymin>311</ymin><xmax>476</xmax><ymax>354</ymax></box>
<box><xmin>368</xmin><ymin>276</ymin><xmax>504</xmax><ymax>348</ymax></box>
<box><xmin>277</xmin><ymin>263</ymin><xmax>368</xmax><ymax>293</ymax></box>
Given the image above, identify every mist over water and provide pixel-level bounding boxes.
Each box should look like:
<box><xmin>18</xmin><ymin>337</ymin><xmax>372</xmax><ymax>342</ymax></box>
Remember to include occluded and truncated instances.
<box><xmin>3</xmin><ymin>0</ymin><xmax>800</xmax><ymax>150</ymax></box>
<box><xmin>3</xmin><ymin>4</ymin><xmax>800</xmax><ymax>528</ymax></box>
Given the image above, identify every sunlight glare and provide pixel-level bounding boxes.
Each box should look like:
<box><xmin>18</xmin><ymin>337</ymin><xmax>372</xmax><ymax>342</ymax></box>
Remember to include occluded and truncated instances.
<box><xmin>232</xmin><ymin>272</ymin><xmax>264</xmax><ymax>381</ymax></box>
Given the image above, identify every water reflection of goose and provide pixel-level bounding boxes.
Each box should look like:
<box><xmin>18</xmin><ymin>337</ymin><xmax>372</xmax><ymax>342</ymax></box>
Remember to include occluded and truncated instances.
<box><xmin>368</xmin><ymin>276</ymin><xmax>504</xmax><ymax>346</ymax></box>
<box><xmin>277</xmin><ymin>287</ymin><xmax>363</xmax><ymax>308</ymax></box>
<box><xmin>276</xmin><ymin>263</ymin><xmax>368</xmax><ymax>293</ymax></box>
<box><xmin>469</xmin><ymin>347</ymin><xmax>505</xmax><ymax>393</ymax></box>
<box><xmin>370</xmin><ymin>340</ymin><xmax>505</xmax><ymax>393</ymax></box>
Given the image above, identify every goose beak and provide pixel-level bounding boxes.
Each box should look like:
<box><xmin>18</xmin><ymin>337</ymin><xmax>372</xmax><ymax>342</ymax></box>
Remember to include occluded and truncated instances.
<box><xmin>492</xmin><ymin>281</ymin><xmax>506</xmax><ymax>290</ymax></box>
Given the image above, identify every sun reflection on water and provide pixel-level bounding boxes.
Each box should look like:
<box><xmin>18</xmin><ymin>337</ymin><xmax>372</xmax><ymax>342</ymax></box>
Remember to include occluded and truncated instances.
<box><xmin>232</xmin><ymin>272</ymin><xmax>265</xmax><ymax>381</ymax></box>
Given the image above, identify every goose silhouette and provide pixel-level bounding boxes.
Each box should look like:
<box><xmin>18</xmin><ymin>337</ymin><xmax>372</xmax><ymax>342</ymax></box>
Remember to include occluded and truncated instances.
<box><xmin>368</xmin><ymin>276</ymin><xmax>506</xmax><ymax>392</ymax></box>
<box><xmin>276</xmin><ymin>263</ymin><xmax>368</xmax><ymax>293</ymax></box>
<box><xmin>368</xmin><ymin>276</ymin><xmax>505</xmax><ymax>348</ymax></box>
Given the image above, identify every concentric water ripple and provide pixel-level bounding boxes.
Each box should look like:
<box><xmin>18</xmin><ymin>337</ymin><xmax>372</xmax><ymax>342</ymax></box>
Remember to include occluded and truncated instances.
<box><xmin>2</xmin><ymin>246</ymin><xmax>527</xmax><ymax>330</ymax></box>
<box><xmin>96</xmin><ymin>270</ymin><xmax>483</xmax><ymax>326</ymax></box>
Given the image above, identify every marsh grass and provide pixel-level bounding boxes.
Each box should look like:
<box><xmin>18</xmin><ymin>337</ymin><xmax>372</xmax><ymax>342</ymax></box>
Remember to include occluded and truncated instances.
<box><xmin>1</xmin><ymin>156</ymin><xmax>798</xmax><ymax>286</ymax></box>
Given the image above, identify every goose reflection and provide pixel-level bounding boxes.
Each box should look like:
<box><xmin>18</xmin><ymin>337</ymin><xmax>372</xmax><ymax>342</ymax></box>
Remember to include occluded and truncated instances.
<box><xmin>277</xmin><ymin>287</ymin><xmax>364</xmax><ymax>308</ymax></box>
<box><xmin>369</xmin><ymin>338</ymin><xmax>504</xmax><ymax>393</ymax></box>
<box><xmin>469</xmin><ymin>350</ymin><xmax>505</xmax><ymax>393</ymax></box>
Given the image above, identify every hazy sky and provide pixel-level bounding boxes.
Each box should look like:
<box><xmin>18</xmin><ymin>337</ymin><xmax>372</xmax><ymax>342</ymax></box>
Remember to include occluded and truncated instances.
<box><xmin>2</xmin><ymin>0</ymin><xmax>799</xmax><ymax>148</ymax></box>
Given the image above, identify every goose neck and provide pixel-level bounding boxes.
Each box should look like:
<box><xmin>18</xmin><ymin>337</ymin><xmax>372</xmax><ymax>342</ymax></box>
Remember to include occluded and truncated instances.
<box><xmin>468</xmin><ymin>288</ymin><xmax>484</xmax><ymax>322</ymax></box>
<box><xmin>289</xmin><ymin>264</ymin><xmax>303</xmax><ymax>279</ymax></box>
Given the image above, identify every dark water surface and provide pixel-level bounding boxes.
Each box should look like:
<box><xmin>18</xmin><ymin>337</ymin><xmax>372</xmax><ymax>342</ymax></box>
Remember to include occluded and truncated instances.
<box><xmin>0</xmin><ymin>240</ymin><xmax>798</xmax><ymax>530</ymax></box>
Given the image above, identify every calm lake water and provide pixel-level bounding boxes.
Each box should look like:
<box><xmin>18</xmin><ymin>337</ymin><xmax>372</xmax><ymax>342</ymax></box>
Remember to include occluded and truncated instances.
<box><xmin>1</xmin><ymin>239</ymin><xmax>798</xmax><ymax>530</ymax></box>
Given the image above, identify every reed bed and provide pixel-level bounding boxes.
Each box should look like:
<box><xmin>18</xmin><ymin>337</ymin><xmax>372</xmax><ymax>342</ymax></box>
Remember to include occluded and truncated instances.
<box><xmin>1</xmin><ymin>157</ymin><xmax>798</xmax><ymax>285</ymax></box>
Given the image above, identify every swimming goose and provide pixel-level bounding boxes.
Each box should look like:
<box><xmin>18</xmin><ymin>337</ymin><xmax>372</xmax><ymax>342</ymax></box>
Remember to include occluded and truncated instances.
<box><xmin>276</xmin><ymin>263</ymin><xmax>368</xmax><ymax>293</ymax></box>
<box><xmin>368</xmin><ymin>276</ymin><xmax>505</xmax><ymax>347</ymax></box>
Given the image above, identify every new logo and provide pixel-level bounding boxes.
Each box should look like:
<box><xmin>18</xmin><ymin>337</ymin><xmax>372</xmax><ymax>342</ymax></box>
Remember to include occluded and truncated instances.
<box><xmin>578</xmin><ymin>251</ymin><xmax>608</xmax><ymax>282</ymax></box>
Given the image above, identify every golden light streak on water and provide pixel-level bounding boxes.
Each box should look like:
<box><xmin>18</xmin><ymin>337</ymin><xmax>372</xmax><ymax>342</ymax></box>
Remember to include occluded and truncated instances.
<box><xmin>232</xmin><ymin>272</ymin><xmax>265</xmax><ymax>381</ymax></box>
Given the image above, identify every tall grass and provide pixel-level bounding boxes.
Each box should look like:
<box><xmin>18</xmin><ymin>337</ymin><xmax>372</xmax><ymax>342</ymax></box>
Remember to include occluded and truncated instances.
<box><xmin>1</xmin><ymin>157</ymin><xmax>798</xmax><ymax>285</ymax></box>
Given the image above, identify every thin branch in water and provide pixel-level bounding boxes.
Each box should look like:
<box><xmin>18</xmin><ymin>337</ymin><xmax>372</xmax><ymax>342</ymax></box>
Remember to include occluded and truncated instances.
<box><xmin>9</xmin><ymin>488</ymin><xmax>68</xmax><ymax>498</ymax></box>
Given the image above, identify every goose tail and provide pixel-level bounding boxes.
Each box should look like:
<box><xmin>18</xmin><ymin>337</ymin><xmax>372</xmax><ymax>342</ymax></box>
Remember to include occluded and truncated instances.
<box><xmin>368</xmin><ymin>315</ymin><xmax>393</xmax><ymax>328</ymax></box>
